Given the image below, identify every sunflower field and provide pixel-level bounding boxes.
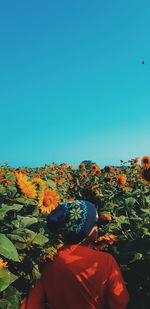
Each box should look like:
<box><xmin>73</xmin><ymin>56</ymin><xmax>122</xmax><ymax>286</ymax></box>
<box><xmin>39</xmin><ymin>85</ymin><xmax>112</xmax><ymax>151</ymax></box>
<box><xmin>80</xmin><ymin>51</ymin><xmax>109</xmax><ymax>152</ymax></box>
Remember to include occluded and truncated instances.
<box><xmin>0</xmin><ymin>157</ymin><xmax>150</xmax><ymax>308</ymax></box>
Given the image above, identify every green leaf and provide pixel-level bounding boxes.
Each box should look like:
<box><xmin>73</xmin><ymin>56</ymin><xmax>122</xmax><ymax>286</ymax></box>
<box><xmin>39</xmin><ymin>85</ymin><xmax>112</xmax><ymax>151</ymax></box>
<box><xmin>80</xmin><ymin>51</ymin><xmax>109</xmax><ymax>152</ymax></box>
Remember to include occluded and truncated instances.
<box><xmin>14</xmin><ymin>197</ymin><xmax>27</xmax><ymax>204</ymax></box>
<box><xmin>0</xmin><ymin>234</ymin><xmax>20</xmax><ymax>262</ymax></box>
<box><xmin>76</xmin><ymin>178</ymin><xmax>80</xmax><ymax>186</ymax></box>
<box><xmin>6</xmin><ymin>234</ymin><xmax>27</xmax><ymax>250</ymax></box>
<box><xmin>115</xmin><ymin>215</ymin><xmax>129</xmax><ymax>224</ymax></box>
<box><xmin>31</xmin><ymin>206</ymin><xmax>40</xmax><ymax>216</ymax></box>
<box><xmin>12</xmin><ymin>215</ymin><xmax>38</xmax><ymax>228</ymax></box>
<box><xmin>145</xmin><ymin>195</ymin><xmax>150</xmax><ymax>205</ymax></box>
<box><xmin>140</xmin><ymin>208</ymin><xmax>150</xmax><ymax>215</ymax></box>
<box><xmin>130</xmin><ymin>252</ymin><xmax>143</xmax><ymax>263</ymax></box>
<box><xmin>11</xmin><ymin>228</ymin><xmax>48</xmax><ymax>245</ymax></box>
<box><xmin>5</xmin><ymin>174</ymin><xmax>15</xmax><ymax>181</ymax></box>
<box><xmin>140</xmin><ymin>227</ymin><xmax>150</xmax><ymax>236</ymax></box>
<box><xmin>26</xmin><ymin>198</ymin><xmax>37</xmax><ymax>205</ymax></box>
<box><xmin>45</xmin><ymin>180</ymin><xmax>56</xmax><ymax>189</ymax></box>
<box><xmin>0</xmin><ymin>286</ymin><xmax>20</xmax><ymax>309</ymax></box>
<box><xmin>0</xmin><ymin>204</ymin><xmax>24</xmax><ymax>220</ymax></box>
<box><xmin>0</xmin><ymin>269</ymin><xmax>18</xmax><ymax>292</ymax></box>
<box><xmin>125</xmin><ymin>197</ymin><xmax>136</xmax><ymax>207</ymax></box>
<box><xmin>11</xmin><ymin>228</ymin><xmax>35</xmax><ymax>241</ymax></box>
<box><xmin>0</xmin><ymin>299</ymin><xmax>12</xmax><ymax>309</ymax></box>
<box><xmin>31</xmin><ymin>233</ymin><xmax>49</xmax><ymax>245</ymax></box>
<box><xmin>0</xmin><ymin>187</ymin><xmax>6</xmax><ymax>194</ymax></box>
<box><xmin>6</xmin><ymin>234</ymin><xmax>25</xmax><ymax>242</ymax></box>
<box><xmin>6</xmin><ymin>186</ymin><xmax>17</xmax><ymax>195</ymax></box>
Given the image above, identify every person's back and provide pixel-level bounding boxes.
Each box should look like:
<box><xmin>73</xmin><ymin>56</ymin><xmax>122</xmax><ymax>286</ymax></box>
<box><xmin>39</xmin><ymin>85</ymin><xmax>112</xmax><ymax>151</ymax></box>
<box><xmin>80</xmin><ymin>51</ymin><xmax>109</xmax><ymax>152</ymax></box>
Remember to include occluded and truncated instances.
<box><xmin>22</xmin><ymin>200</ymin><xmax>129</xmax><ymax>309</ymax></box>
<box><xmin>27</xmin><ymin>243</ymin><xmax>129</xmax><ymax>309</ymax></box>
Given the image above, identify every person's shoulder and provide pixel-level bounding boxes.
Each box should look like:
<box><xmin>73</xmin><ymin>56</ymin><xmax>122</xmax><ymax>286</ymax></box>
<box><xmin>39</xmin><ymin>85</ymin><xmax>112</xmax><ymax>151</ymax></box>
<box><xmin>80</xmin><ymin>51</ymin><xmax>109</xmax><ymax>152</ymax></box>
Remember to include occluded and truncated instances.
<box><xmin>92</xmin><ymin>248</ymin><xmax>114</xmax><ymax>260</ymax></box>
<box><xmin>92</xmin><ymin>250</ymin><xmax>119</xmax><ymax>274</ymax></box>
<box><xmin>80</xmin><ymin>245</ymin><xmax>114</xmax><ymax>260</ymax></box>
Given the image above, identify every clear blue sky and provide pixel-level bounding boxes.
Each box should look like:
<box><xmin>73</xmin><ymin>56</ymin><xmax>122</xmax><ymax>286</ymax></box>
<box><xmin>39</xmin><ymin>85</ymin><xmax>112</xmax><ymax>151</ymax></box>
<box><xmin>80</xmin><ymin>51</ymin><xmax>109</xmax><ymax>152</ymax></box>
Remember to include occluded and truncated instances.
<box><xmin>0</xmin><ymin>0</ymin><xmax>150</xmax><ymax>168</ymax></box>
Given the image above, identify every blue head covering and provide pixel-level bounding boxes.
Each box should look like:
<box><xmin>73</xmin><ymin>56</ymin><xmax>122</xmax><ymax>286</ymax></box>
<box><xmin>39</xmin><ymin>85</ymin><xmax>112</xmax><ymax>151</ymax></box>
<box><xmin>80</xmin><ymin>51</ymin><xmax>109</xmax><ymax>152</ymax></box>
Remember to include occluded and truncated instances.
<box><xmin>47</xmin><ymin>200</ymin><xmax>97</xmax><ymax>244</ymax></box>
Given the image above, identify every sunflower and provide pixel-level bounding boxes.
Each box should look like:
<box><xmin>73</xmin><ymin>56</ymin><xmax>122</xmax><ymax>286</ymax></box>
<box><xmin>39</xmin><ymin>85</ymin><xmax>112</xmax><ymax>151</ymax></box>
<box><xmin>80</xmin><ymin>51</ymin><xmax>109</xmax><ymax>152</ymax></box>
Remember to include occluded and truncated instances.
<box><xmin>95</xmin><ymin>170</ymin><xmax>101</xmax><ymax>175</ymax></box>
<box><xmin>78</xmin><ymin>163</ymin><xmax>85</xmax><ymax>169</ymax></box>
<box><xmin>104</xmin><ymin>166</ymin><xmax>112</xmax><ymax>173</ymax></box>
<box><xmin>141</xmin><ymin>156</ymin><xmax>150</xmax><ymax>167</ymax></box>
<box><xmin>33</xmin><ymin>177</ymin><xmax>48</xmax><ymax>191</ymax></box>
<box><xmin>19</xmin><ymin>170</ymin><xmax>29</xmax><ymax>175</ymax></box>
<box><xmin>91</xmin><ymin>164</ymin><xmax>99</xmax><ymax>171</ymax></box>
<box><xmin>140</xmin><ymin>166</ymin><xmax>150</xmax><ymax>185</ymax></box>
<box><xmin>68</xmin><ymin>175</ymin><xmax>73</xmax><ymax>181</ymax></box>
<box><xmin>38</xmin><ymin>189</ymin><xmax>60</xmax><ymax>214</ymax></box>
<box><xmin>67</xmin><ymin>198</ymin><xmax>75</xmax><ymax>202</ymax></box>
<box><xmin>61</xmin><ymin>163</ymin><xmax>67</xmax><ymax>170</ymax></box>
<box><xmin>96</xmin><ymin>234</ymin><xmax>118</xmax><ymax>245</ymax></box>
<box><xmin>57</xmin><ymin>178</ymin><xmax>63</xmax><ymax>185</ymax></box>
<box><xmin>91</xmin><ymin>184</ymin><xmax>99</xmax><ymax>190</ymax></box>
<box><xmin>79</xmin><ymin>173</ymin><xmax>87</xmax><ymax>179</ymax></box>
<box><xmin>0</xmin><ymin>178</ymin><xmax>6</xmax><ymax>184</ymax></box>
<box><xmin>59</xmin><ymin>171</ymin><xmax>65</xmax><ymax>177</ymax></box>
<box><xmin>132</xmin><ymin>163</ymin><xmax>140</xmax><ymax>168</ymax></box>
<box><xmin>44</xmin><ymin>168</ymin><xmax>51</xmax><ymax>173</ymax></box>
<box><xmin>15</xmin><ymin>172</ymin><xmax>37</xmax><ymax>199</ymax></box>
<box><xmin>6</xmin><ymin>181</ymin><xmax>13</xmax><ymax>185</ymax></box>
<box><xmin>114</xmin><ymin>167</ymin><xmax>119</xmax><ymax>173</ymax></box>
<box><xmin>105</xmin><ymin>234</ymin><xmax>118</xmax><ymax>244</ymax></box>
<box><xmin>0</xmin><ymin>258</ymin><xmax>8</xmax><ymax>270</ymax></box>
<box><xmin>133</xmin><ymin>157</ymin><xmax>139</xmax><ymax>163</ymax></box>
<box><xmin>69</xmin><ymin>184</ymin><xmax>75</xmax><ymax>189</ymax></box>
<box><xmin>104</xmin><ymin>177</ymin><xmax>112</xmax><ymax>184</ymax></box>
<box><xmin>100</xmin><ymin>213</ymin><xmax>112</xmax><ymax>221</ymax></box>
<box><xmin>69</xmin><ymin>164</ymin><xmax>75</xmax><ymax>170</ymax></box>
<box><xmin>51</xmin><ymin>165</ymin><xmax>58</xmax><ymax>170</ymax></box>
<box><xmin>116</xmin><ymin>174</ymin><xmax>127</xmax><ymax>187</ymax></box>
<box><xmin>124</xmin><ymin>187</ymin><xmax>131</xmax><ymax>191</ymax></box>
<box><xmin>34</xmin><ymin>173</ymin><xmax>41</xmax><ymax>178</ymax></box>
<box><xmin>0</xmin><ymin>173</ymin><xmax>5</xmax><ymax>177</ymax></box>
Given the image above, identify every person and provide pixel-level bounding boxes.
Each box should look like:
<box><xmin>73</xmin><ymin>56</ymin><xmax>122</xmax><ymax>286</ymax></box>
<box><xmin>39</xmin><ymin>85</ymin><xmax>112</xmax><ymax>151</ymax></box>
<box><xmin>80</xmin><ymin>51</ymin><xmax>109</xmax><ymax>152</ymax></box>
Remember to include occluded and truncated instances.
<box><xmin>21</xmin><ymin>200</ymin><xmax>129</xmax><ymax>309</ymax></box>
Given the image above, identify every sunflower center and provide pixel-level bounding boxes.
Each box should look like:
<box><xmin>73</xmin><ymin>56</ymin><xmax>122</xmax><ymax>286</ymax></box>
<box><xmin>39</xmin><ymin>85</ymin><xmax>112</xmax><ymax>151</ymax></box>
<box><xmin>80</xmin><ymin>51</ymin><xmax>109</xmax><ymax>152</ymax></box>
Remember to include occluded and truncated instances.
<box><xmin>143</xmin><ymin>159</ymin><xmax>149</xmax><ymax>164</ymax></box>
<box><xmin>142</xmin><ymin>167</ymin><xmax>150</xmax><ymax>181</ymax></box>
<box><xmin>43</xmin><ymin>197</ymin><xmax>53</xmax><ymax>207</ymax></box>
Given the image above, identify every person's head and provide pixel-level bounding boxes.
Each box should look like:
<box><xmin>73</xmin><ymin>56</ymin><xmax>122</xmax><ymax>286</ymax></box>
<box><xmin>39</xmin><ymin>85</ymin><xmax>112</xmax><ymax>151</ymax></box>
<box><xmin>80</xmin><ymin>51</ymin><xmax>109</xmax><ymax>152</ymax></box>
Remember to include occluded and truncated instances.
<box><xmin>47</xmin><ymin>200</ymin><xmax>99</xmax><ymax>245</ymax></box>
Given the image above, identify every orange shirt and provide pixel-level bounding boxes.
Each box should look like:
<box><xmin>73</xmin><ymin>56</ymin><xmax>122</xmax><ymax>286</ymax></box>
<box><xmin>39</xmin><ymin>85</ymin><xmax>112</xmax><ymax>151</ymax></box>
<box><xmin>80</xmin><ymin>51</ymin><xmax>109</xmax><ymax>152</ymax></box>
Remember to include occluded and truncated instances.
<box><xmin>24</xmin><ymin>244</ymin><xmax>129</xmax><ymax>309</ymax></box>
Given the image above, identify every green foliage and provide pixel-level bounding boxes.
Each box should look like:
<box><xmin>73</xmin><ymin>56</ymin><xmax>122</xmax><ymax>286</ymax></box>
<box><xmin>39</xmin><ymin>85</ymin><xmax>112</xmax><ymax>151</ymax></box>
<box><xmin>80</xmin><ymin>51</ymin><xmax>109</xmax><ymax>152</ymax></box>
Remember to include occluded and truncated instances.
<box><xmin>0</xmin><ymin>286</ymin><xmax>20</xmax><ymax>309</ymax></box>
<box><xmin>0</xmin><ymin>269</ymin><xmax>18</xmax><ymax>292</ymax></box>
<box><xmin>0</xmin><ymin>234</ymin><xmax>20</xmax><ymax>262</ymax></box>
<box><xmin>0</xmin><ymin>159</ymin><xmax>150</xmax><ymax>308</ymax></box>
